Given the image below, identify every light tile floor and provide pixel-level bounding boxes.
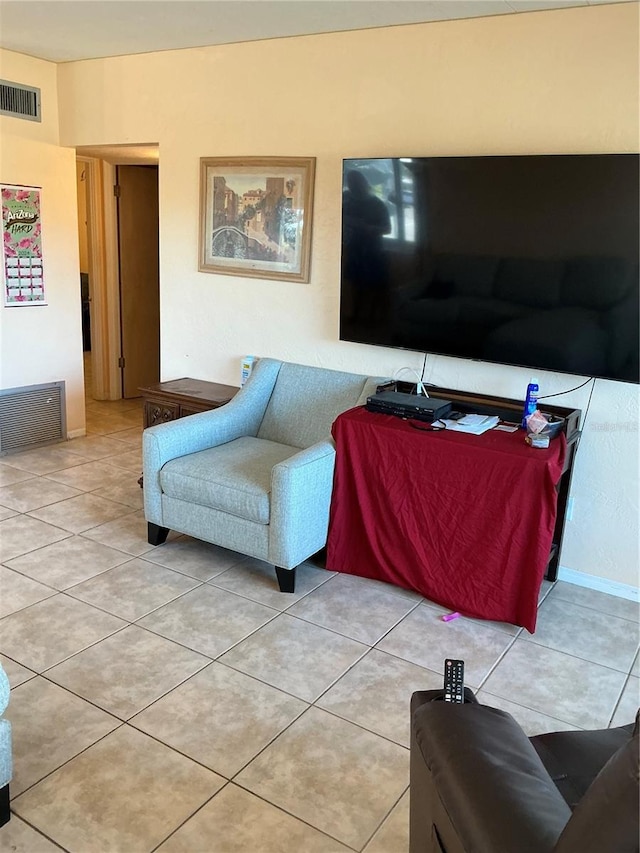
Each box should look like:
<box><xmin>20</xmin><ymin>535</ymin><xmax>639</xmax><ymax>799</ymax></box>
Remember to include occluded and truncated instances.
<box><xmin>0</xmin><ymin>375</ymin><xmax>638</xmax><ymax>852</ymax></box>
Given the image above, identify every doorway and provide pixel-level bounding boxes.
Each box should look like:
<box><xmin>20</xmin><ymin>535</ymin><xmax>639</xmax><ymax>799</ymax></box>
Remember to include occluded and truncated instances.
<box><xmin>75</xmin><ymin>145</ymin><xmax>160</xmax><ymax>406</ymax></box>
<box><xmin>76</xmin><ymin>161</ymin><xmax>92</xmax><ymax>353</ymax></box>
<box><xmin>116</xmin><ymin>164</ymin><xmax>160</xmax><ymax>397</ymax></box>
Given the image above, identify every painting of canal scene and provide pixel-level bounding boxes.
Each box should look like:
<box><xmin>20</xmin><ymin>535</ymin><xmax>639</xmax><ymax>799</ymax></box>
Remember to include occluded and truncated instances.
<box><xmin>199</xmin><ymin>157</ymin><xmax>315</xmax><ymax>282</ymax></box>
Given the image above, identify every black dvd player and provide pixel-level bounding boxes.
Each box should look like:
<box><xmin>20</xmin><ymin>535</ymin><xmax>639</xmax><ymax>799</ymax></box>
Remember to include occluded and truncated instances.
<box><xmin>366</xmin><ymin>391</ymin><xmax>452</xmax><ymax>422</ymax></box>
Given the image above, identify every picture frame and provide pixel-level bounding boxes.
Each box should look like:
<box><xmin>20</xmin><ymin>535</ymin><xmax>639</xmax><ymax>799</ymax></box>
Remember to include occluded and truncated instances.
<box><xmin>199</xmin><ymin>156</ymin><xmax>316</xmax><ymax>282</ymax></box>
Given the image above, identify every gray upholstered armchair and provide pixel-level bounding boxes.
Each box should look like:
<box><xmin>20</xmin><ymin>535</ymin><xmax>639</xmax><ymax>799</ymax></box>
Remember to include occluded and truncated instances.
<box><xmin>143</xmin><ymin>358</ymin><xmax>384</xmax><ymax>592</ymax></box>
<box><xmin>0</xmin><ymin>662</ymin><xmax>12</xmax><ymax>826</ymax></box>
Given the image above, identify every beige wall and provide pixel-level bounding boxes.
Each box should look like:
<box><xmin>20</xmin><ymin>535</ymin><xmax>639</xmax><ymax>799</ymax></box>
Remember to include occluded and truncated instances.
<box><xmin>29</xmin><ymin>4</ymin><xmax>640</xmax><ymax>589</ymax></box>
<box><xmin>0</xmin><ymin>50</ymin><xmax>85</xmax><ymax>436</ymax></box>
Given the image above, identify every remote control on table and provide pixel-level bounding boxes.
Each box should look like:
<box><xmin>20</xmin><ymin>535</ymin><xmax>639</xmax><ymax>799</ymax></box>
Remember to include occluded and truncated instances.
<box><xmin>443</xmin><ymin>659</ymin><xmax>465</xmax><ymax>703</ymax></box>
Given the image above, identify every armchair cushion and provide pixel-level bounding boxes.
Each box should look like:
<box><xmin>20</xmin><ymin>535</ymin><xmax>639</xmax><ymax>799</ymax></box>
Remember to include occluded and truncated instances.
<box><xmin>160</xmin><ymin>436</ymin><xmax>299</xmax><ymax>524</ymax></box>
<box><xmin>530</xmin><ymin>722</ymin><xmax>636</xmax><ymax>807</ymax></box>
<box><xmin>555</xmin><ymin>719</ymin><xmax>639</xmax><ymax>853</ymax></box>
<box><xmin>257</xmin><ymin>361</ymin><xmax>381</xmax><ymax>449</ymax></box>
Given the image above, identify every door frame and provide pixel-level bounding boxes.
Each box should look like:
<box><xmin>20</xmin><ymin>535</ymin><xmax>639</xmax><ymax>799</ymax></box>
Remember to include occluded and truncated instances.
<box><xmin>78</xmin><ymin>156</ymin><xmax>123</xmax><ymax>400</ymax></box>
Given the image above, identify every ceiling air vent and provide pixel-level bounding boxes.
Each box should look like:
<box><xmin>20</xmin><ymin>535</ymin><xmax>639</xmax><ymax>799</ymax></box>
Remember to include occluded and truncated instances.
<box><xmin>0</xmin><ymin>79</ymin><xmax>41</xmax><ymax>122</ymax></box>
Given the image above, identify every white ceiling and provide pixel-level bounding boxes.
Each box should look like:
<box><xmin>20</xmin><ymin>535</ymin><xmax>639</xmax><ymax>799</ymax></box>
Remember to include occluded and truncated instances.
<box><xmin>0</xmin><ymin>0</ymin><xmax>634</xmax><ymax>64</ymax></box>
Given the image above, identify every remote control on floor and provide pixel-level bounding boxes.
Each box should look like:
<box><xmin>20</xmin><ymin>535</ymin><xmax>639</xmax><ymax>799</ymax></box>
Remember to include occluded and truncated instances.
<box><xmin>443</xmin><ymin>659</ymin><xmax>465</xmax><ymax>703</ymax></box>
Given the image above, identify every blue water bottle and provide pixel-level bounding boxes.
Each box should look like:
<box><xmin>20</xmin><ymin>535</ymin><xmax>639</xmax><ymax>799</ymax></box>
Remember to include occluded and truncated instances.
<box><xmin>522</xmin><ymin>378</ymin><xmax>539</xmax><ymax>429</ymax></box>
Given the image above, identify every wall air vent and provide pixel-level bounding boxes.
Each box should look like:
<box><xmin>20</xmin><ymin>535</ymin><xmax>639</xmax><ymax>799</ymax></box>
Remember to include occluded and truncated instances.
<box><xmin>0</xmin><ymin>79</ymin><xmax>41</xmax><ymax>122</ymax></box>
<box><xmin>0</xmin><ymin>382</ymin><xmax>65</xmax><ymax>454</ymax></box>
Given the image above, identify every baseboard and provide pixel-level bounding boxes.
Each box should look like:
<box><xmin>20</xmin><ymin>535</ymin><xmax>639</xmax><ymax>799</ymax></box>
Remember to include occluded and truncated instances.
<box><xmin>67</xmin><ymin>428</ymin><xmax>87</xmax><ymax>439</ymax></box>
<box><xmin>557</xmin><ymin>565</ymin><xmax>639</xmax><ymax>603</ymax></box>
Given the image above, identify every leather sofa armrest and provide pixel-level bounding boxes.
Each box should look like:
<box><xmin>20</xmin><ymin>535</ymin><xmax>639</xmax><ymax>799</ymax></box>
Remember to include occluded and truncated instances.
<box><xmin>411</xmin><ymin>701</ymin><xmax>571</xmax><ymax>853</ymax></box>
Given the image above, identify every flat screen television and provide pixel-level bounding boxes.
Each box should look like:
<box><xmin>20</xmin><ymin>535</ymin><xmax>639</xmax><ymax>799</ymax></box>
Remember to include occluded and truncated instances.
<box><xmin>340</xmin><ymin>155</ymin><xmax>639</xmax><ymax>383</ymax></box>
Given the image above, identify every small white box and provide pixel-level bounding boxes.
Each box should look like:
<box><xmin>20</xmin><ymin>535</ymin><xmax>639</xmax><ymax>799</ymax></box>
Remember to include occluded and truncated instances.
<box><xmin>241</xmin><ymin>355</ymin><xmax>255</xmax><ymax>387</ymax></box>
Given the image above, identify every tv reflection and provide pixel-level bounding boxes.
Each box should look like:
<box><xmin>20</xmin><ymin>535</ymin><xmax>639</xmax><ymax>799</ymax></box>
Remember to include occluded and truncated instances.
<box><xmin>342</xmin><ymin>170</ymin><xmax>392</xmax><ymax>337</ymax></box>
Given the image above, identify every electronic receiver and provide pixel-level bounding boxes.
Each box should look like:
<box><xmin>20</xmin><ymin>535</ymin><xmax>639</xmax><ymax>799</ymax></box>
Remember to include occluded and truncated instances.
<box><xmin>366</xmin><ymin>391</ymin><xmax>452</xmax><ymax>422</ymax></box>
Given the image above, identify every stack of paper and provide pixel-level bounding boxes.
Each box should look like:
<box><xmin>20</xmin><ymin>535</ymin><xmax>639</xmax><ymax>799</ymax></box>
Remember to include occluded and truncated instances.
<box><xmin>440</xmin><ymin>414</ymin><xmax>500</xmax><ymax>435</ymax></box>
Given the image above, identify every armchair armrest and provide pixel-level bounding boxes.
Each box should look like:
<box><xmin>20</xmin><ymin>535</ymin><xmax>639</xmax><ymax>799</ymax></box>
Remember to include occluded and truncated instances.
<box><xmin>269</xmin><ymin>439</ymin><xmax>337</xmax><ymax>568</ymax></box>
<box><xmin>143</xmin><ymin>400</ymin><xmax>251</xmax><ymax>469</ymax></box>
<box><xmin>145</xmin><ymin>358</ymin><xmax>281</xmax><ymax>465</ymax></box>
<box><xmin>411</xmin><ymin>701</ymin><xmax>571</xmax><ymax>853</ymax></box>
<box><xmin>0</xmin><ymin>664</ymin><xmax>11</xmax><ymax>792</ymax></box>
<box><xmin>0</xmin><ymin>720</ymin><xmax>11</xmax><ymax>789</ymax></box>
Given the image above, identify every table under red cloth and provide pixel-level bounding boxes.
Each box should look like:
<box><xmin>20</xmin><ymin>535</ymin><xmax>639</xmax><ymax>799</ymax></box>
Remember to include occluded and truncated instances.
<box><xmin>327</xmin><ymin>407</ymin><xmax>566</xmax><ymax>632</ymax></box>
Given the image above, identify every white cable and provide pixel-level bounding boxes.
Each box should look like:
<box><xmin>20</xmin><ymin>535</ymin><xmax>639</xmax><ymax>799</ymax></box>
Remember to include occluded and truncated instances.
<box><xmin>392</xmin><ymin>367</ymin><xmax>429</xmax><ymax>396</ymax></box>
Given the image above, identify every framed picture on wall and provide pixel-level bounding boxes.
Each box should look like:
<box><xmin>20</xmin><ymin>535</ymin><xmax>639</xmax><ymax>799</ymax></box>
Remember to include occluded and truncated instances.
<box><xmin>199</xmin><ymin>157</ymin><xmax>316</xmax><ymax>282</ymax></box>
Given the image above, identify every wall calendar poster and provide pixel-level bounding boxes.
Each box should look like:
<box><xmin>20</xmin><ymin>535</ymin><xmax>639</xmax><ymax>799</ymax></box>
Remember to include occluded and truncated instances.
<box><xmin>2</xmin><ymin>184</ymin><xmax>46</xmax><ymax>306</ymax></box>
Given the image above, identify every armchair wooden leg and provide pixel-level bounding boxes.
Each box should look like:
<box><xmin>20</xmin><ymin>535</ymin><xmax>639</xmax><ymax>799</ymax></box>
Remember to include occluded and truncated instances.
<box><xmin>0</xmin><ymin>783</ymin><xmax>10</xmax><ymax>826</ymax></box>
<box><xmin>275</xmin><ymin>566</ymin><xmax>296</xmax><ymax>593</ymax></box>
<box><xmin>147</xmin><ymin>523</ymin><xmax>170</xmax><ymax>546</ymax></box>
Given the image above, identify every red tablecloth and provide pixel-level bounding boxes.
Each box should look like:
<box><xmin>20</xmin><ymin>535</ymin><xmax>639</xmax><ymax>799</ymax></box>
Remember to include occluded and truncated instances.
<box><xmin>327</xmin><ymin>407</ymin><xmax>566</xmax><ymax>632</ymax></box>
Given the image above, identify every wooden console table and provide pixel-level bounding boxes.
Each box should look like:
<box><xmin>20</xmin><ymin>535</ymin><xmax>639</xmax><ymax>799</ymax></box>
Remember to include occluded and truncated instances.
<box><xmin>415</xmin><ymin>384</ymin><xmax>581</xmax><ymax>585</ymax></box>
<box><xmin>139</xmin><ymin>378</ymin><xmax>239</xmax><ymax>428</ymax></box>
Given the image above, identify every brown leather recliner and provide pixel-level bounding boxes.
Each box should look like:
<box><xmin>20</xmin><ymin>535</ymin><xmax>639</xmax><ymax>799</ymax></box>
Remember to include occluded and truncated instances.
<box><xmin>410</xmin><ymin>690</ymin><xmax>639</xmax><ymax>853</ymax></box>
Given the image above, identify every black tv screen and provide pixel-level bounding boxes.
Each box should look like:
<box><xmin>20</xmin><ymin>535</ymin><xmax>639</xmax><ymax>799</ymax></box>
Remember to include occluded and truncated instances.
<box><xmin>340</xmin><ymin>155</ymin><xmax>639</xmax><ymax>383</ymax></box>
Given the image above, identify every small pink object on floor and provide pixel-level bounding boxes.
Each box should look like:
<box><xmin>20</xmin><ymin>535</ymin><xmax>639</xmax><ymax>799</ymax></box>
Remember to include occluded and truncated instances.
<box><xmin>441</xmin><ymin>612</ymin><xmax>461</xmax><ymax>622</ymax></box>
